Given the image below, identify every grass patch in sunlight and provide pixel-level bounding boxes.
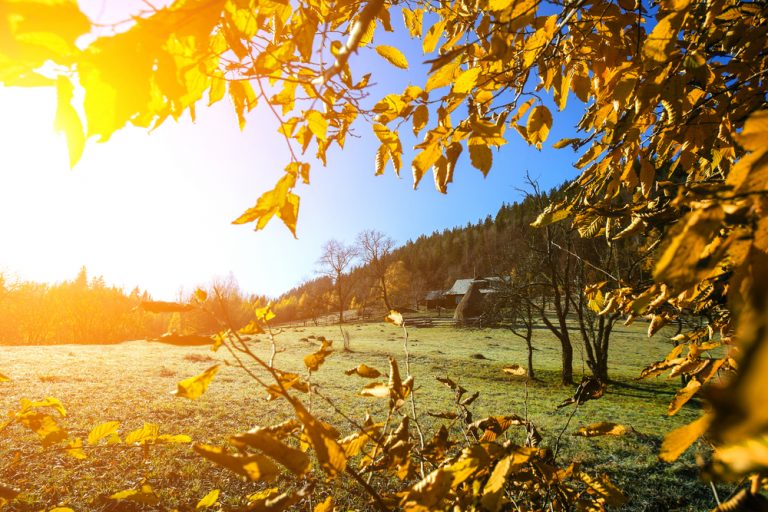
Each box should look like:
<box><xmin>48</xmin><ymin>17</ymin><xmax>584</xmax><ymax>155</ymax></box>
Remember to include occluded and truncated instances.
<box><xmin>0</xmin><ymin>320</ymin><xmax>725</xmax><ymax>510</ymax></box>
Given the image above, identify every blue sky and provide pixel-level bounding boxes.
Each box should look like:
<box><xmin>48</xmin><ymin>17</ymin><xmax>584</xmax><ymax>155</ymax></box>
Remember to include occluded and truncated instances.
<box><xmin>0</xmin><ymin>0</ymin><xmax>584</xmax><ymax>299</ymax></box>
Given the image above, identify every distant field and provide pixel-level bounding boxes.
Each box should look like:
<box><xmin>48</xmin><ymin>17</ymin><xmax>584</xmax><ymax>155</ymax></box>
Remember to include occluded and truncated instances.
<box><xmin>1</xmin><ymin>322</ymin><xmax>727</xmax><ymax>511</ymax></box>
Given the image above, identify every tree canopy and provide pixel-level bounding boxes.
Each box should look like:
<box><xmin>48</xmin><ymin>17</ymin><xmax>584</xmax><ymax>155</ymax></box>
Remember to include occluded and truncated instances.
<box><xmin>2</xmin><ymin>0</ymin><xmax>767</xmax><ymax>482</ymax></box>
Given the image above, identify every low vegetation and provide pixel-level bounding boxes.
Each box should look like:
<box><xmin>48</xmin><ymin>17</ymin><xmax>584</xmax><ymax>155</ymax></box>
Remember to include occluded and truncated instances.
<box><xmin>1</xmin><ymin>320</ymin><xmax>727</xmax><ymax>511</ymax></box>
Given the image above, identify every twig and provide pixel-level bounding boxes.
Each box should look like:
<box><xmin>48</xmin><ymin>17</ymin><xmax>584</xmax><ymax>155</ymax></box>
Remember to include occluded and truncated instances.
<box><xmin>402</xmin><ymin>322</ymin><xmax>426</xmax><ymax>478</ymax></box>
<box><xmin>346</xmin><ymin>466</ymin><xmax>390</xmax><ymax>512</ymax></box>
<box><xmin>313</xmin><ymin>0</ymin><xmax>386</xmax><ymax>84</ymax></box>
<box><xmin>553</xmin><ymin>402</ymin><xmax>580</xmax><ymax>463</ymax></box>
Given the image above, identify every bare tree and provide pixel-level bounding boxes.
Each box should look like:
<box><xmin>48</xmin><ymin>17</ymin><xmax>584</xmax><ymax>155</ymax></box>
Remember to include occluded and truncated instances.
<box><xmin>317</xmin><ymin>239</ymin><xmax>358</xmax><ymax>324</ymax></box>
<box><xmin>356</xmin><ymin>229</ymin><xmax>395</xmax><ymax>310</ymax></box>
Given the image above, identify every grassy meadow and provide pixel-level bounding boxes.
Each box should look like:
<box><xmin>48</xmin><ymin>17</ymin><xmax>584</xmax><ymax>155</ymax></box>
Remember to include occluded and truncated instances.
<box><xmin>0</xmin><ymin>321</ymin><xmax>727</xmax><ymax>511</ymax></box>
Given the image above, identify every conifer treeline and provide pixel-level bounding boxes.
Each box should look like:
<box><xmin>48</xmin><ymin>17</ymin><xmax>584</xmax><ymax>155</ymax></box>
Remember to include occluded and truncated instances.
<box><xmin>271</xmin><ymin>187</ymin><xmax>559</xmax><ymax>323</ymax></box>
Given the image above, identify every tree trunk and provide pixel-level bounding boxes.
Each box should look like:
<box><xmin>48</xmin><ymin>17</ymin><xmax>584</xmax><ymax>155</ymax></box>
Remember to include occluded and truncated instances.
<box><xmin>380</xmin><ymin>275</ymin><xmax>392</xmax><ymax>311</ymax></box>
<box><xmin>560</xmin><ymin>337</ymin><xmax>573</xmax><ymax>385</ymax></box>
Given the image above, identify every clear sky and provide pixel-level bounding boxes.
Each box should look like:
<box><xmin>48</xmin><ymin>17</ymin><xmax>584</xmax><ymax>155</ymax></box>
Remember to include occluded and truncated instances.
<box><xmin>0</xmin><ymin>0</ymin><xmax>583</xmax><ymax>300</ymax></box>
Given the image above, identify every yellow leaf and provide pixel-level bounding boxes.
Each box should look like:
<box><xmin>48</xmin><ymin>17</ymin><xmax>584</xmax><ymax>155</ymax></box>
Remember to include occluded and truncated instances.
<box><xmin>488</xmin><ymin>0</ymin><xmax>514</xmax><ymax>11</ymax></box>
<box><xmin>423</xmin><ymin>20</ymin><xmax>446</xmax><ymax>53</ymax></box>
<box><xmin>525</xmin><ymin>105</ymin><xmax>552</xmax><ymax>149</ymax></box>
<box><xmin>304</xmin><ymin>339</ymin><xmax>333</xmax><ymax>372</ymax></box>
<box><xmin>639</xmin><ymin>156</ymin><xmax>655</xmax><ymax>197</ymax></box>
<box><xmin>554</xmin><ymin>69</ymin><xmax>571</xmax><ymax>111</ymax></box>
<box><xmin>574</xmin><ymin>422</ymin><xmax>629</xmax><ymax>437</ymax></box>
<box><xmin>425</xmin><ymin>61</ymin><xmax>459</xmax><ymax>92</ymax></box>
<box><xmin>735</xmin><ymin>109</ymin><xmax>768</xmax><ymax>153</ymax></box>
<box><xmin>292</xmin><ymin>400</ymin><xmax>347</xmax><ymax>477</ymax></box>
<box><xmin>654</xmin><ymin>207</ymin><xmax>724</xmax><ymax>291</ymax></box>
<box><xmin>0</xmin><ymin>372</ymin><xmax>10</xmax><ymax>382</ymax></box>
<box><xmin>412</xmin><ymin>104</ymin><xmax>428</xmax><ymax>136</ymax></box>
<box><xmin>402</xmin><ymin>8</ymin><xmax>424</xmax><ymax>38</ymax></box>
<box><xmin>469</xmin><ymin>140</ymin><xmax>492</xmax><ymax>175</ymax></box>
<box><xmin>481</xmin><ymin>449</ymin><xmax>535</xmax><ymax>511</ymax></box>
<box><xmin>17</xmin><ymin>412</ymin><xmax>67</xmax><ymax>446</ymax></box>
<box><xmin>385</xmin><ymin>310</ymin><xmax>404</xmax><ymax>326</ymax></box>
<box><xmin>713</xmin><ymin>436</ymin><xmax>768</xmax><ymax>476</ymax></box>
<box><xmin>434</xmin><ymin>142</ymin><xmax>461</xmax><ymax>193</ymax></box>
<box><xmin>125</xmin><ymin>423</ymin><xmax>159</xmax><ymax>444</ymax></box>
<box><xmin>194</xmin><ymin>443</ymin><xmax>281</xmax><ymax>481</ymax></box>
<box><xmin>578</xmin><ymin>472</ymin><xmax>626</xmax><ymax>507</ymax></box>
<box><xmin>642</xmin><ymin>13</ymin><xmax>682</xmax><ymax>63</ymax></box>
<box><xmin>399</xmin><ymin>468</ymin><xmax>453</xmax><ymax>510</ymax></box>
<box><xmin>175</xmin><ymin>365</ymin><xmax>220</xmax><ymax>400</ymax></box>
<box><xmin>156</xmin><ymin>434</ymin><xmax>193</xmax><ymax>443</ymax></box>
<box><xmin>359</xmin><ymin>382</ymin><xmax>391</xmax><ymax>398</ymax></box>
<box><xmin>375</xmin><ymin>144</ymin><xmax>390</xmax><ymax>175</ymax></box>
<box><xmin>376</xmin><ymin>45</ymin><xmax>409</xmax><ymax>69</ymax></box>
<box><xmin>659</xmin><ymin>414</ymin><xmax>711</xmax><ymax>462</ymax></box>
<box><xmin>231</xmin><ymin>428</ymin><xmax>311</xmax><ymax>475</ymax></box>
<box><xmin>502</xmin><ymin>365</ymin><xmax>527</xmax><ymax>376</ymax></box>
<box><xmin>668</xmin><ymin>379</ymin><xmax>702</xmax><ymax>416</ymax></box>
<box><xmin>54</xmin><ymin>75</ymin><xmax>85</xmax><ymax>168</ymax></box>
<box><xmin>531</xmin><ymin>206</ymin><xmax>570</xmax><ymax>227</ymax></box>
<box><xmin>110</xmin><ymin>484</ymin><xmax>159</xmax><ymax>505</ymax></box>
<box><xmin>453</xmin><ymin>68</ymin><xmax>481</xmax><ymax>94</ymax></box>
<box><xmin>65</xmin><ymin>438</ymin><xmax>87</xmax><ymax>459</ymax></box>
<box><xmin>196</xmin><ymin>489</ymin><xmax>220</xmax><ymax>509</ymax></box>
<box><xmin>88</xmin><ymin>421</ymin><xmax>120</xmax><ymax>445</ymax></box>
<box><xmin>522</xmin><ymin>16</ymin><xmax>556</xmax><ymax>68</ymax></box>
<box><xmin>306</xmin><ymin>110</ymin><xmax>328</xmax><ymax>140</ymax></box>
<box><xmin>314</xmin><ymin>496</ymin><xmax>333</xmax><ymax>512</ymax></box>
<box><xmin>208</xmin><ymin>71</ymin><xmax>226</xmax><ymax>106</ymax></box>
<box><xmin>344</xmin><ymin>364</ymin><xmax>382</xmax><ymax>378</ymax></box>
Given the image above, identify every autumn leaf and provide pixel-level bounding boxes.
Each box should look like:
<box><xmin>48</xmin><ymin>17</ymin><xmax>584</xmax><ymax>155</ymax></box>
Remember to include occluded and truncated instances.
<box><xmin>194</xmin><ymin>443</ymin><xmax>281</xmax><ymax>481</ymax></box>
<box><xmin>668</xmin><ymin>379</ymin><xmax>702</xmax><ymax>416</ymax></box>
<box><xmin>425</xmin><ymin>61</ymin><xmax>458</xmax><ymax>92</ymax></box>
<box><xmin>642</xmin><ymin>13</ymin><xmax>682</xmax><ymax>63</ymax></box>
<box><xmin>232</xmin><ymin>429</ymin><xmax>311</xmax><ymax>475</ymax></box>
<box><xmin>654</xmin><ymin>207</ymin><xmax>724</xmax><ymax>292</ymax></box>
<box><xmin>502</xmin><ymin>364</ymin><xmax>527</xmax><ymax>376</ymax></box>
<box><xmin>0</xmin><ymin>372</ymin><xmax>9</xmax><ymax>382</ymax></box>
<box><xmin>65</xmin><ymin>438</ymin><xmax>87</xmax><ymax>459</ymax></box>
<box><xmin>110</xmin><ymin>485</ymin><xmax>159</xmax><ymax>505</ymax></box>
<box><xmin>125</xmin><ymin>423</ymin><xmax>159</xmax><ymax>444</ymax></box>
<box><xmin>469</xmin><ymin>140</ymin><xmax>492</xmax><ymax>175</ymax></box>
<box><xmin>376</xmin><ymin>45</ymin><xmax>409</xmax><ymax>69</ymax></box>
<box><xmin>574</xmin><ymin>422</ymin><xmax>629</xmax><ymax>437</ymax></box>
<box><xmin>578</xmin><ymin>472</ymin><xmax>627</xmax><ymax>507</ymax></box>
<box><xmin>292</xmin><ymin>400</ymin><xmax>346</xmax><ymax>477</ymax></box>
<box><xmin>298</xmin><ymin>112</ymin><xmax>325</xmax><ymax>143</ymax></box>
<box><xmin>359</xmin><ymin>381</ymin><xmax>391</xmax><ymax>398</ymax></box>
<box><xmin>314</xmin><ymin>496</ymin><xmax>333</xmax><ymax>512</ymax></box>
<box><xmin>423</xmin><ymin>20</ymin><xmax>446</xmax><ymax>54</ymax></box>
<box><xmin>385</xmin><ymin>310</ymin><xmax>404</xmax><ymax>326</ymax></box>
<box><xmin>88</xmin><ymin>421</ymin><xmax>120</xmax><ymax>445</ymax></box>
<box><xmin>196</xmin><ymin>489</ymin><xmax>219</xmax><ymax>509</ymax></box>
<box><xmin>659</xmin><ymin>414</ymin><xmax>711</xmax><ymax>462</ymax></box>
<box><xmin>344</xmin><ymin>363</ymin><xmax>382</xmax><ymax>378</ymax></box>
<box><xmin>526</xmin><ymin>106</ymin><xmax>553</xmax><ymax>149</ymax></box>
<box><xmin>453</xmin><ymin>68</ymin><xmax>481</xmax><ymax>94</ymax></box>
<box><xmin>174</xmin><ymin>365</ymin><xmax>220</xmax><ymax>399</ymax></box>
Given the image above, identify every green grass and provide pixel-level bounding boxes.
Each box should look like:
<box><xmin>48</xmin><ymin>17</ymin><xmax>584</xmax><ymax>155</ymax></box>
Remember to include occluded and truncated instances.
<box><xmin>0</xmin><ymin>321</ymin><xmax>728</xmax><ymax>510</ymax></box>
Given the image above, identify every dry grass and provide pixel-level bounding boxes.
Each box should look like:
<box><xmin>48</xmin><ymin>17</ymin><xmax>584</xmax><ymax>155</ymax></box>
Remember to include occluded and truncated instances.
<box><xmin>0</xmin><ymin>321</ymin><xmax>728</xmax><ymax>510</ymax></box>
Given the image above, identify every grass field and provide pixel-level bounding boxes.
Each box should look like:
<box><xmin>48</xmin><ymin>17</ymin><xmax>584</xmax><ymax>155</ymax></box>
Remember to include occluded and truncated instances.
<box><xmin>0</xmin><ymin>321</ymin><xmax>728</xmax><ymax>511</ymax></box>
